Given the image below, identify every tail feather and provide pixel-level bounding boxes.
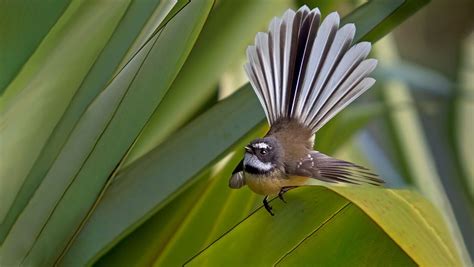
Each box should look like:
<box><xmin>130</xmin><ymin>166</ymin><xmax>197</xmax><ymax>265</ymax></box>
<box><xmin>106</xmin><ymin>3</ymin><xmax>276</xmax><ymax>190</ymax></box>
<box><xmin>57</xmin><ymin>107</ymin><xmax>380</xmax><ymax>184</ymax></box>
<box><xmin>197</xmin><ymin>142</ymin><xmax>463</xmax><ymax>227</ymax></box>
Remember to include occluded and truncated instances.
<box><xmin>295</xmin><ymin>11</ymin><xmax>339</xmax><ymax>121</ymax></box>
<box><xmin>313</xmin><ymin>77</ymin><xmax>375</xmax><ymax>131</ymax></box>
<box><xmin>245</xmin><ymin>47</ymin><xmax>272</xmax><ymax>121</ymax></box>
<box><xmin>269</xmin><ymin>17</ymin><xmax>282</xmax><ymax>118</ymax></box>
<box><xmin>281</xmin><ymin>9</ymin><xmax>304</xmax><ymax>119</ymax></box>
<box><xmin>245</xmin><ymin>6</ymin><xmax>377</xmax><ymax>134</ymax></box>
<box><xmin>301</xmin><ymin>23</ymin><xmax>356</xmax><ymax>125</ymax></box>
<box><xmin>310</xmin><ymin>58</ymin><xmax>377</xmax><ymax>131</ymax></box>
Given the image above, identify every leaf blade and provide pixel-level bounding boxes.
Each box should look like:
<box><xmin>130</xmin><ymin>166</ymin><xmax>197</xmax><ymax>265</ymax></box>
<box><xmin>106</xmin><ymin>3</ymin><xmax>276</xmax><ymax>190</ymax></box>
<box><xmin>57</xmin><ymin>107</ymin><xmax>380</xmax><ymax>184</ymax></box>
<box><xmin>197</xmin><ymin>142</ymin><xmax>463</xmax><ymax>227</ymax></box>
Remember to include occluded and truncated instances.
<box><xmin>0</xmin><ymin>0</ymin><xmax>132</xmax><ymax>238</ymax></box>
<box><xmin>186</xmin><ymin>187</ymin><xmax>461</xmax><ymax>267</ymax></box>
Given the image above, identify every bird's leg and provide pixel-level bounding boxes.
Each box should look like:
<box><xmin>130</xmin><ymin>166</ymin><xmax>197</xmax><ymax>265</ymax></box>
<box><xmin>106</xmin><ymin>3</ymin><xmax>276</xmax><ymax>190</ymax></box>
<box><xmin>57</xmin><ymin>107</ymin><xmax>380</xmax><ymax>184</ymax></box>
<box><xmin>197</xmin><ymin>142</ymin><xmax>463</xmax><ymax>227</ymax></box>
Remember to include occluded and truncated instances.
<box><xmin>278</xmin><ymin>186</ymin><xmax>297</xmax><ymax>203</ymax></box>
<box><xmin>263</xmin><ymin>196</ymin><xmax>274</xmax><ymax>216</ymax></box>
<box><xmin>278</xmin><ymin>190</ymin><xmax>287</xmax><ymax>203</ymax></box>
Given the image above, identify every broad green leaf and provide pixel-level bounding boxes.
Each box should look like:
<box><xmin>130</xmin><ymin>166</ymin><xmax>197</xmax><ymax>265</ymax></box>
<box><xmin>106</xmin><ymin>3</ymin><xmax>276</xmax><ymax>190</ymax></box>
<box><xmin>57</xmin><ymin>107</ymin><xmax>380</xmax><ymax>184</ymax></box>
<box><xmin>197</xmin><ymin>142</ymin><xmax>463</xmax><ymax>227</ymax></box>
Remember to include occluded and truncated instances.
<box><xmin>187</xmin><ymin>187</ymin><xmax>461</xmax><ymax>267</ymax></box>
<box><xmin>332</xmin><ymin>187</ymin><xmax>463</xmax><ymax>266</ymax></box>
<box><xmin>152</xmin><ymin>145</ymin><xmax>264</xmax><ymax>266</ymax></box>
<box><xmin>121</xmin><ymin>0</ymin><xmax>292</xmax><ymax>167</ymax></box>
<box><xmin>0</xmin><ymin>0</ymin><xmax>185</xmax><ymax>242</ymax></box>
<box><xmin>277</xmin><ymin>205</ymin><xmax>413</xmax><ymax>266</ymax></box>
<box><xmin>62</xmin><ymin>0</ymin><xmax>431</xmax><ymax>263</ymax></box>
<box><xmin>0</xmin><ymin>0</ymin><xmax>71</xmax><ymax>93</ymax></box>
<box><xmin>95</xmin><ymin>174</ymin><xmax>211</xmax><ymax>267</ymax></box>
<box><xmin>0</xmin><ymin>0</ymin><xmax>213</xmax><ymax>265</ymax></box>
<box><xmin>96</xmin><ymin>153</ymin><xmax>261</xmax><ymax>267</ymax></box>
<box><xmin>0</xmin><ymin>36</ymin><xmax>155</xmax><ymax>266</ymax></box>
<box><xmin>342</xmin><ymin>0</ymin><xmax>429</xmax><ymax>42</ymax></box>
<box><xmin>0</xmin><ymin>0</ymin><xmax>131</xmax><ymax>233</ymax></box>
<box><xmin>115</xmin><ymin>0</ymin><xmax>190</xmax><ymax>71</ymax></box>
<box><xmin>95</xmin><ymin>151</ymin><xmax>258</xmax><ymax>267</ymax></box>
<box><xmin>26</xmin><ymin>1</ymin><xmax>212</xmax><ymax>265</ymax></box>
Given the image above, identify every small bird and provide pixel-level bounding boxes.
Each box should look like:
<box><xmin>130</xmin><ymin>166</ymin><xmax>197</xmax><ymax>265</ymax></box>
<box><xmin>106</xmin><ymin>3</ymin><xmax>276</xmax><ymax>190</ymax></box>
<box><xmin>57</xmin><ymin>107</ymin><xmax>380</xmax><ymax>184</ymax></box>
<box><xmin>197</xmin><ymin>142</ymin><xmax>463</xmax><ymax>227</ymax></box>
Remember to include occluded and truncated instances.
<box><xmin>229</xmin><ymin>6</ymin><xmax>384</xmax><ymax>216</ymax></box>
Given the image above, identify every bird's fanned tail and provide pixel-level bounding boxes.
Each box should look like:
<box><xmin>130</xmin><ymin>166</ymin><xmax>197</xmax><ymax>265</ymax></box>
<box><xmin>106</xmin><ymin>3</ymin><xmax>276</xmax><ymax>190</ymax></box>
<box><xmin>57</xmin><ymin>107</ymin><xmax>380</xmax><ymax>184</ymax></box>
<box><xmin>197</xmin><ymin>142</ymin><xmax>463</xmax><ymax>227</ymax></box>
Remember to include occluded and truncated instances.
<box><xmin>245</xmin><ymin>6</ymin><xmax>377</xmax><ymax>134</ymax></box>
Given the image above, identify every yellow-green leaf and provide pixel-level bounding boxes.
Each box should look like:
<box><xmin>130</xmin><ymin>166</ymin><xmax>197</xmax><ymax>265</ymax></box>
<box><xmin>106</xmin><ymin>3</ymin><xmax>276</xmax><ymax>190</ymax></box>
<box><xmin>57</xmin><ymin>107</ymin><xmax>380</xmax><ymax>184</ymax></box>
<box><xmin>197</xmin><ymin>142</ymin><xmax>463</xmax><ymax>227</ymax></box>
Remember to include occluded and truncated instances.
<box><xmin>187</xmin><ymin>186</ymin><xmax>462</xmax><ymax>266</ymax></box>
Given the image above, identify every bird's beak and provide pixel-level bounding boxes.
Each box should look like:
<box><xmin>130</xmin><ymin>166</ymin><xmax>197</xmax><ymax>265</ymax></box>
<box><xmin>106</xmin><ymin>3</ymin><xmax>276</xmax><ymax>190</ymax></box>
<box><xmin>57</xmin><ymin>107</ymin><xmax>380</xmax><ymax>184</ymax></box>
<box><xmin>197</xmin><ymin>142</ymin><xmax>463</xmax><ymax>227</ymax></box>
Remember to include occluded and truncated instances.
<box><xmin>244</xmin><ymin>146</ymin><xmax>252</xmax><ymax>153</ymax></box>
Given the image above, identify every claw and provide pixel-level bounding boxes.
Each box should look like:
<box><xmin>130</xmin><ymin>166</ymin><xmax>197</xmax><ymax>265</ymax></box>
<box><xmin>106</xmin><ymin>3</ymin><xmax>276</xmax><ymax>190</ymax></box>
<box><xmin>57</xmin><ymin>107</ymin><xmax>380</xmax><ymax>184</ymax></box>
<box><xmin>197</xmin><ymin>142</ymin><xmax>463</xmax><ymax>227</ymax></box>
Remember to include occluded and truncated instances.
<box><xmin>278</xmin><ymin>190</ymin><xmax>287</xmax><ymax>203</ymax></box>
<box><xmin>278</xmin><ymin>186</ymin><xmax>296</xmax><ymax>204</ymax></box>
<box><xmin>263</xmin><ymin>196</ymin><xmax>274</xmax><ymax>216</ymax></box>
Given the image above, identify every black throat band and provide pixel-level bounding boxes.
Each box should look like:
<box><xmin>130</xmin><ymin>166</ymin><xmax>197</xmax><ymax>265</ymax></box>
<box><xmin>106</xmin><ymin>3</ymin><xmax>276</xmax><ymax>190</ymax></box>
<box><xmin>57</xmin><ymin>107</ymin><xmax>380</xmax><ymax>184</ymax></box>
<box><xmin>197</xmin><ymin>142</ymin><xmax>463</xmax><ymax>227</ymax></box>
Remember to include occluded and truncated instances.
<box><xmin>244</xmin><ymin>164</ymin><xmax>273</xmax><ymax>175</ymax></box>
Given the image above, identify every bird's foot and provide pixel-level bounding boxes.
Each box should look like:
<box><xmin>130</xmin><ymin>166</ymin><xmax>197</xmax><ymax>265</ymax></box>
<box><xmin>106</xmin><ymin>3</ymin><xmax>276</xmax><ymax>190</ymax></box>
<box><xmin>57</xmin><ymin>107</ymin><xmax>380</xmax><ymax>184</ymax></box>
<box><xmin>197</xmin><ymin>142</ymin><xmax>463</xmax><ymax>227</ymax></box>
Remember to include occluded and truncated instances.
<box><xmin>278</xmin><ymin>190</ymin><xmax>287</xmax><ymax>203</ymax></box>
<box><xmin>278</xmin><ymin>186</ymin><xmax>297</xmax><ymax>203</ymax></box>
<box><xmin>263</xmin><ymin>196</ymin><xmax>274</xmax><ymax>216</ymax></box>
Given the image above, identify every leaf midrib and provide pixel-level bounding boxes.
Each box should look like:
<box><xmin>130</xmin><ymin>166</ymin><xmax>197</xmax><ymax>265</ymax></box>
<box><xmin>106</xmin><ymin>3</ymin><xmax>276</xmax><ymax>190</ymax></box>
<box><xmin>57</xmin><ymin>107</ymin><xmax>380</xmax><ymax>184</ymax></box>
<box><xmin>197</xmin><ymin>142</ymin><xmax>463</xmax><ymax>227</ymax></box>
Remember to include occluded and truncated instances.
<box><xmin>273</xmin><ymin>202</ymin><xmax>351</xmax><ymax>266</ymax></box>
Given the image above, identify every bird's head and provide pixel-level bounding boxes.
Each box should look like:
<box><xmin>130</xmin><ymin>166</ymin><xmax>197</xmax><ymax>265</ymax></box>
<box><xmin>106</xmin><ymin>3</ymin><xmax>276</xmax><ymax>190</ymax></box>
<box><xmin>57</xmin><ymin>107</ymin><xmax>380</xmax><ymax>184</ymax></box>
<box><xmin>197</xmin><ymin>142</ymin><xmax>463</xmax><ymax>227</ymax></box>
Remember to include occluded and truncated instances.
<box><xmin>243</xmin><ymin>137</ymin><xmax>282</xmax><ymax>175</ymax></box>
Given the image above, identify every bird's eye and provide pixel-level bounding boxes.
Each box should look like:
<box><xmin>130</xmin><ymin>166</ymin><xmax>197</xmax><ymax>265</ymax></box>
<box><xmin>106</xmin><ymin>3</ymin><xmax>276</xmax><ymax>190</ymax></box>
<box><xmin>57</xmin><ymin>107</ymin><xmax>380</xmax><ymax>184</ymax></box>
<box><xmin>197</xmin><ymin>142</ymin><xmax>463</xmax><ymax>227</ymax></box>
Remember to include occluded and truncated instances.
<box><xmin>260</xmin><ymin>149</ymin><xmax>267</xmax><ymax>154</ymax></box>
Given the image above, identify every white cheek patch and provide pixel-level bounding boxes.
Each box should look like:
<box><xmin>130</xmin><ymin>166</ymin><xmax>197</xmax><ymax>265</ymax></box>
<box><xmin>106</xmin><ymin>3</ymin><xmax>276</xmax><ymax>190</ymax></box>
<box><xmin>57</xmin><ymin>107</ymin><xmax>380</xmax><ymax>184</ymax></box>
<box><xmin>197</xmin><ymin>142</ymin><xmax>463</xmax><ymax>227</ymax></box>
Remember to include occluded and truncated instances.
<box><xmin>244</xmin><ymin>153</ymin><xmax>273</xmax><ymax>171</ymax></box>
<box><xmin>252</xmin><ymin>142</ymin><xmax>270</xmax><ymax>149</ymax></box>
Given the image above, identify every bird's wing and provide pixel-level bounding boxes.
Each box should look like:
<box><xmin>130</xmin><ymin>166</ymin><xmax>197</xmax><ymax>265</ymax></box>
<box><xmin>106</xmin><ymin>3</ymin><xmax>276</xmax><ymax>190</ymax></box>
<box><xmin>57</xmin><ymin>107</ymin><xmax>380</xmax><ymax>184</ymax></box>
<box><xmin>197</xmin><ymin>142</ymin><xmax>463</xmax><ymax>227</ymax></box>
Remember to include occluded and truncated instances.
<box><xmin>288</xmin><ymin>151</ymin><xmax>383</xmax><ymax>186</ymax></box>
<box><xmin>229</xmin><ymin>159</ymin><xmax>245</xmax><ymax>189</ymax></box>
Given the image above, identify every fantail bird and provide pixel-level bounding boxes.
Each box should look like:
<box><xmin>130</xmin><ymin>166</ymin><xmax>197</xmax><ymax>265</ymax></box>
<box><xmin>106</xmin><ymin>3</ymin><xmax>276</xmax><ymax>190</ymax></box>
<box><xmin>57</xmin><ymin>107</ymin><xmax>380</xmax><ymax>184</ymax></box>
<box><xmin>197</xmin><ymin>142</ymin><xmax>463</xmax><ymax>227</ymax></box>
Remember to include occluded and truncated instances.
<box><xmin>228</xmin><ymin>6</ymin><xmax>384</xmax><ymax>216</ymax></box>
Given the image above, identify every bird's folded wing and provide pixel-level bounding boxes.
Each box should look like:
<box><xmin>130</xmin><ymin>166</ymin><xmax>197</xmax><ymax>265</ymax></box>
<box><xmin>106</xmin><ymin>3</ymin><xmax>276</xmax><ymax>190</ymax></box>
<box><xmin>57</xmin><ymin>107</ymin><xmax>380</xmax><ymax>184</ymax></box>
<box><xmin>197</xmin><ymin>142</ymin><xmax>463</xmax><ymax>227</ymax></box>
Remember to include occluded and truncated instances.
<box><xmin>229</xmin><ymin>159</ymin><xmax>245</xmax><ymax>189</ymax></box>
<box><xmin>289</xmin><ymin>151</ymin><xmax>384</xmax><ymax>186</ymax></box>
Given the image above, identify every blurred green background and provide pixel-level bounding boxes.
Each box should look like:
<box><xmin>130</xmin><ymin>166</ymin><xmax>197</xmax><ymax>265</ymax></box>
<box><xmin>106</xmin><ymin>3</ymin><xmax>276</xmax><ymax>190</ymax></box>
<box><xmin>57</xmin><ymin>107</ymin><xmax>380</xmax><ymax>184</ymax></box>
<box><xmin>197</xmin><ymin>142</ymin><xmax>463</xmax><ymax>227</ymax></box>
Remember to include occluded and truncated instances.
<box><xmin>0</xmin><ymin>0</ymin><xmax>472</xmax><ymax>266</ymax></box>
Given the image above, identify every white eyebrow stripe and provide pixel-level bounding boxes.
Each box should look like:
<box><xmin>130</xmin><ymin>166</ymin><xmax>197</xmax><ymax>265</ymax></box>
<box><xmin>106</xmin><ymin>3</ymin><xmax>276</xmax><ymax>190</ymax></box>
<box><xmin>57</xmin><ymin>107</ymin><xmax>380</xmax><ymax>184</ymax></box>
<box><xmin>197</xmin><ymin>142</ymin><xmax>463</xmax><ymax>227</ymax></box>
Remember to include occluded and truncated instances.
<box><xmin>253</xmin><ymin>142</ymin><xmax>270</xmax><ymax>149</ymax></box>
